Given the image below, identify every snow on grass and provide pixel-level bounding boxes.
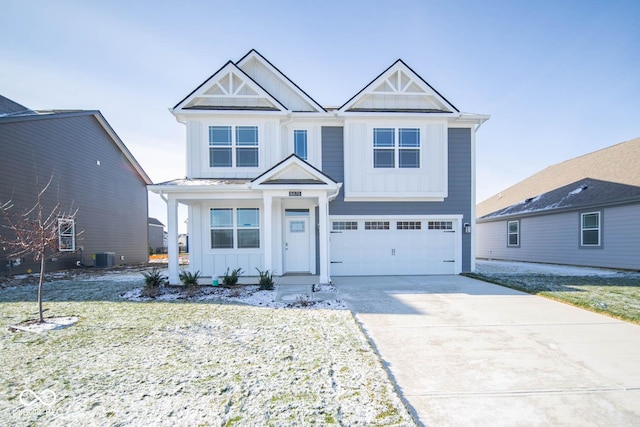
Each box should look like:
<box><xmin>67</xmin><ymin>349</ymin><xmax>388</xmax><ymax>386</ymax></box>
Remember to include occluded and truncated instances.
<box><xmin>473</xmin><ymin>260</ymin><xmax>640</xmax><ymax>324</ymax></box>
<box><xmin>0</xmin><ymin>271</ymin><xmax>413</xmax><ymax>426</ymax></box>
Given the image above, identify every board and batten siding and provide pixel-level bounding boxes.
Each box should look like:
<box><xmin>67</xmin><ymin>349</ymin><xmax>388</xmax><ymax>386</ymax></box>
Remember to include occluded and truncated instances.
<box><xmin>342</xmin><ymin>120</ymin><xmax>448</xmax><ymax>199</ymax></box>
<box><xmin>0</xmin><ymin>114</ymin><xmax>149</xmax><ymax>274</ymax></box>
<box><xmin>476</xmin><ymin>203</ymin><xmax>640</xmax><ymax>270</ymax></box>
<box><xmin>322</xmin><ymin>126</ymin><xmax>473</xmax><ymax>272</ymax></box>
<box><xmin>187</xmin><ymin>118</ymin><xmax>280</xmax><ymax>179</ymax></box>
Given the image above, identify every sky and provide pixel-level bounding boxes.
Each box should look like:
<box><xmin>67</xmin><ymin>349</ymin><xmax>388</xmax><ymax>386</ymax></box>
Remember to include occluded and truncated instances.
<box><xmin>2</xmin><ymin>0</ymin><xmax>639</xmax><ymax>230</ymax></box>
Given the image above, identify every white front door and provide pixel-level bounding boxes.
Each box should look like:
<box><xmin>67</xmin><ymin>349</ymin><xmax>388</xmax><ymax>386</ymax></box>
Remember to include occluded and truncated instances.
<box><xmin>284</xmin><ymin>217</ymin><xmax>310</xmax><ymax>273</ymax></box>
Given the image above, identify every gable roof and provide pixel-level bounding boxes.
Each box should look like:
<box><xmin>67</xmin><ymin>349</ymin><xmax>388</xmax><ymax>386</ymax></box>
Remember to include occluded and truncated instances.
<box><xmin>236</xmin><ymin>49</ymin><xmax>326</xmax><ymax>113</ymax></box>
<box><xmin>251</xmin><ymin>154</ymin><xmax>339</xmax><ymax>188</ymax></box>
<box><xmin>479</xmin><ymin>178</ymin><xmax>640</xmax><ymax>221</ymax></box>
<box><xmin>173</xmin><ymin>60</ymin><xmax>287</xmax><ymax>112</ymax></box>
<box><xmin>477</xmin><ymin>137</ymin><xmax>640</xmax><ymax>218</ymax></box>
<box><xmin>0</xmin><ymin>109</ymin><xmax>152</xmax><ymax>185</ymax></box>
<box><xmin>339</xmin><ymin>59</ymin><xmax>459</xmax><ymax>114</ymax></box>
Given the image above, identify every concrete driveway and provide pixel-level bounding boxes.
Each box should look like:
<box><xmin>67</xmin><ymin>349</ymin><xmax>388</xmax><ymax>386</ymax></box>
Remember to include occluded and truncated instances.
<box><xmin>333</xmin><ymin>275</ymin><xmax>640</xmax><ymax>426</ymax></box>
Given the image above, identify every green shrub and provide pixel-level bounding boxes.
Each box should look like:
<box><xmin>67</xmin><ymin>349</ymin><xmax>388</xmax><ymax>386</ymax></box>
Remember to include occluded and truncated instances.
<box><xmin>179</xmin><ymin>270</ymin><xmax>201</xmax><ymax>297</ymax></box>
<box><xmin>221</xmin><ymin>267</ymin><xmax>243</xmax><ymax>287</ymax></box>
<box><xmin>141</xmin><ymin>268</ymin><xmax>167</xmax><ymax>297</ymax></box>
<box><xmin>255</xmin><ymin>267</ymin><xmax>275</xmax><ymax>290</ymax></box>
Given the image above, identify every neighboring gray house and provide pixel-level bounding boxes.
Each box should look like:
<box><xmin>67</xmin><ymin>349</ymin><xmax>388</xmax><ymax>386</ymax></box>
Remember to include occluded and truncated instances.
<box><xmin>148</xmin><ymin>218</ymin><xmax>165</xmax><ymax>254</ymax></box>
<box><xmin>0</xmin><ymin>95</ymin><xmax>152</xmax><ymax>274</ymax></box>
<box><xmin>149</xmin><ymin>50</ymin><xmax>489</xmax><ymax>284</ymax></box>
<box><xmin>477</xmin><ymin>178</ymin><xmax>640</xmax><ymax>270</ymax></box>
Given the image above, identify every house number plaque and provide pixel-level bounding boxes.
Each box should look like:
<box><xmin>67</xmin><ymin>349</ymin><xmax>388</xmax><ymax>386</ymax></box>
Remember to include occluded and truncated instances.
<box><xmin>289</xmin><ymin>191</ymin><xmax>302</xmax><ymax>197</ymax></box>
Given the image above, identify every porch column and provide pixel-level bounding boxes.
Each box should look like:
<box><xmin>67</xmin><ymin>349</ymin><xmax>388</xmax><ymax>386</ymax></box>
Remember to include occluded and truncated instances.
<box><xmin>318</xmin><ymin>192</ymin><xmax>330</xmax><ymax>283</ymax></box>
<box><xmin>263</xmin><ymin>193</ymin><xmax>273</xmax><ymax>272</ymax></box>
<box><xmin>167</xmin><ymin>196</ymin><xmax>179</xmax><ymax>285</ymax></box>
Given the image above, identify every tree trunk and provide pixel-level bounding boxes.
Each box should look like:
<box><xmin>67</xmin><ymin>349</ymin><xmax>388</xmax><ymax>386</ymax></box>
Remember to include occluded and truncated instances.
<box><xmin>38</xmin><ymin>255</ymin><xmax>45</xmax><ymax>323</ymax></box>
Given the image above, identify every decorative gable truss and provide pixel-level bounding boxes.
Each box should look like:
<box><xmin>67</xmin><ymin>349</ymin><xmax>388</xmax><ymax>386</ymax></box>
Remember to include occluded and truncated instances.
<box><xmin>173</xmin><ymin>61</ymin><xmax>286</xmax><ymax>112</ymax></box>
<box><xmin>339</xmin><ymin>60</ymin><xmax>459</xmax><ymax>113</ymax></box>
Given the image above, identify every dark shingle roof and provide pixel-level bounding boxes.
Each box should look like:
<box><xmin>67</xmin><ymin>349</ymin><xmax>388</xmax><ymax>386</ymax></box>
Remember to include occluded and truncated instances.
<box><xmin>479</xmin><ymin>178</ymin><xmax>640</xmax><ymax>220</ymax></box>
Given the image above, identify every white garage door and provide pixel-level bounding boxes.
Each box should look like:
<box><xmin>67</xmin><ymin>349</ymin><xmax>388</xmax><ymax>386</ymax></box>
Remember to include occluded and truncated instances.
<box><xmin>330</xmin><ymin>218</ymin><xmax>459</xmax><ymax>275</ymax></box>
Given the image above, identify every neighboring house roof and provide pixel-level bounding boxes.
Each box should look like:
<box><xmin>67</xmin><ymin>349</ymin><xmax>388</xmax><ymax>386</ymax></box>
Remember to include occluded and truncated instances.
<box><xmin>0</xmin><ymin>94</ymin><xmax>33</xmax><ymax>116</ymax></box>
<box><xmin>0</xmin><ymin>102</ymin><xmax>152</xmax><ymax>185</ymax></box>
<box><xmin>479</xmin><ymin>178</ymin><xmax>640</xmax><ymax>221</ymax></box>
<box><xmin>477</xmin><ymin>136</ymin><xmax>640</xmax><ymax>217</ymax></box>
<box><xmin>148</xmin><ymin>218</ymin><xmax>165</xmax><ymax>227</ymax></box>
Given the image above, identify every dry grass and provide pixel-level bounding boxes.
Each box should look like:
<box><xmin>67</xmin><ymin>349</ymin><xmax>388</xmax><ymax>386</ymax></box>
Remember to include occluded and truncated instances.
<box><xmin>0</xmin><ymin>273</ymin><xmax>414</xmax><ymax>426</ymax></box>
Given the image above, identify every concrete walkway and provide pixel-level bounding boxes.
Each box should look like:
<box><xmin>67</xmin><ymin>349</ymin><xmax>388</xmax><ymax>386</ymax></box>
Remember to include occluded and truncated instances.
<box><xmin>333</xmin><ymin>275</ymin><xmax>640</xmax><ymax>426</ymax></box>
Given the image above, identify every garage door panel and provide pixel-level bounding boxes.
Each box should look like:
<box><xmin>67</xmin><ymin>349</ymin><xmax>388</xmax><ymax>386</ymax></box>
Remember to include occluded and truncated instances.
<box><xmin>330</xmin><ymin>218</ymin><xmax>459</xmax><ymax>276</ymax></box>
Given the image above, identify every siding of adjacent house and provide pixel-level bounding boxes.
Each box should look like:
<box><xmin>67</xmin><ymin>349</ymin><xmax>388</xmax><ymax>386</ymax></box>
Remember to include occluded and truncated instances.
<box><xmin>0</xmin><ymin>113</ymin><xmax>149</xmax><ymax>274</ymax></box>
<box><xmin>322</xmin><ymin>126</ymin><xmax>473</xmax><ymax>271</ymax></box>
<box><xmin>476</xmin><ymin>203</ymin><xmax>640</xmax><ymax>270</ymax></box>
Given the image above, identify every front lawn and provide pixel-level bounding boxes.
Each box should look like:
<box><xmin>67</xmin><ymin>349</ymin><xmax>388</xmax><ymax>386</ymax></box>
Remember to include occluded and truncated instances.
<box><xmin>0</xmin><ymin>272</ymin><xmax>414</xmax><ymax>426</ymax></box>
<box><xmin>466</xmin><ymin>271</ymin><xmax>640</xmax><ymax>324</ymax></box>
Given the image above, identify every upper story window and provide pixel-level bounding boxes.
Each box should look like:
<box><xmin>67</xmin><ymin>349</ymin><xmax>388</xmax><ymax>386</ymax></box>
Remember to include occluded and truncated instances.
<box><xmin>209</xmin><ymin>126</ymin><xmax>258</xmax><ymax>168</ymax></box>
<box><xmin>507</xmin><ymin>220</ymin><xmax>520</xmax><ymax>247</ymax></box>
<box><xmin>294</xmin><ymin>130</ymin><xmax>308</xmax><ymax>160</ymax></box>
<box><xmin>373</xmin><ymin>128</ymin><xmax>420</xmax><ymax>169</ymax></box>
<box><xmin>581</xmin><ymin>212</ymin><xmax>600</xmax><ymax>246</ymax></box>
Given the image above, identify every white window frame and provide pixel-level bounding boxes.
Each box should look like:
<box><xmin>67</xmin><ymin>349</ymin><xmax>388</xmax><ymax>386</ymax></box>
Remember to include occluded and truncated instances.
<box><xmin>507</xmin><ymin>220</ymin><xmax>520</xmax><ymax>247</ymax></box>
<box><xmin>580</xmin><ymin>211</ymin><xmax>601</xmax><ymax>247</ymax></box>
<box><xmin>58</xmin><ymin>218</ymin><xmax>75</xmax><ymax>252</ymax></box>
<box><xmin>293</xmin><ymin>129</ymin><xmax>308</xmax><ymax>160</ymax></box>
<box><xmin>209</xmin><ymin>125</ymin><xmax>259</xmax><ymax>168</ymax></box>
<box><xmin>373</xmin><ymin>127</ymin><xmax>420</xmax><ymax>169</ymax></box>
<box><xmin>210</xmin><ymin>208</ymin><xmax>260</xmax><ymax>249</ymax></box>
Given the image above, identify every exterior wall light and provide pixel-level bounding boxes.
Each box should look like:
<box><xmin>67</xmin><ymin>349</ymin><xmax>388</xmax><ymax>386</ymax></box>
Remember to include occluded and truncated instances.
<box><xmin>464</xmin><ymin>223</ymin><xmax>471</xmax><ymax>234</ymax></box>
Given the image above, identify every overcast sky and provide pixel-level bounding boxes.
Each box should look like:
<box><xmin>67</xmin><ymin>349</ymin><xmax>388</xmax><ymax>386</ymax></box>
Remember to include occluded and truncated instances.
<box><xmin>2</xmin><ymin>0</ymin><xmax>639</xmax><ymax>228</ymax></box>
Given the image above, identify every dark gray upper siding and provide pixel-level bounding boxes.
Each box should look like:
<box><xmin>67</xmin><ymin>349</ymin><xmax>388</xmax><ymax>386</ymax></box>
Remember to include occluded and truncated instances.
<box><xmin>0</xmin><ymin>113</ymin><xmax>149</xmax><ymax>274</ymax></box>
<box><xmin>322</xmin><ymin>126</ymin><xmax>473</xmax><ymax>271</ymax></box>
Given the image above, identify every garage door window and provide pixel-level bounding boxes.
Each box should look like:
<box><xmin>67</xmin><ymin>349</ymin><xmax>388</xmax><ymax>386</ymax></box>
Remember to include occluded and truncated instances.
<box><xmin>428</xmin><ymin>221</ymin><xmax>453</xmax><ymax>230</ymax></box>
<box><xmin>365</xmin><ymin>221</ymin><xmax>390</xmax><ymax>230</ymax></box>
<box><xmin>332</xmin><ymin>221</ymin><xmax>358</xmax><ymax>230</ymax></box>
<box><xmin>397</xmin><ymin>221</ymin><xmax>421</xmax><ymax>230</ymax></box>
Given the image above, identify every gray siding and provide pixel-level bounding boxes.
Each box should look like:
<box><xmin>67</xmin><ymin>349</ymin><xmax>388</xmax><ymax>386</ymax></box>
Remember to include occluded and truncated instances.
<box><xmin>476</xmin><ymin>203</ymin><xmax>640</xmax><ymax>270</ymax></box>
<box><xmin>322</xmin><ymin>126</ymin><xmax>473</xmax><ymax>271</ymax></box>
<box><xmin>0</xmin><ymin>114</ymin><xmax>149</xmax><ymax>275</ymax></box>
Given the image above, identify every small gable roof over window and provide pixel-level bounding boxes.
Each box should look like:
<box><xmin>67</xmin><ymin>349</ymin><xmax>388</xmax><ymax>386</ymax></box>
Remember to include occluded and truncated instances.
<box><xmin>339</xmin><ymin>59</ymin><xmax>459</xmax><ymax>114</ymax></box>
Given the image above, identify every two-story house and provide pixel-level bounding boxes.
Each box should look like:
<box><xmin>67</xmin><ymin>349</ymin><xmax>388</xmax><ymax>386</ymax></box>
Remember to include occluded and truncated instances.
<box><xmin>149</xmin><ymin>50</ymin><xmax>488</xmax><ymax>284</ymax></box>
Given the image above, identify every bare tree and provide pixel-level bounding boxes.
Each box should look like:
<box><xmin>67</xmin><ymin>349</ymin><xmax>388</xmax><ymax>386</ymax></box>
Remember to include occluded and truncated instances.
<box><xmin>0</xmin><ymin>175</ymin><xmax>78</xmax><ymax>323</ymax></box>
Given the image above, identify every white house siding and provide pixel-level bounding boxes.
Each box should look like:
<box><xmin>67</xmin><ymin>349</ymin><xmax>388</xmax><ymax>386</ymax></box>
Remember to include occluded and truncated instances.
<box><xmin>186</xmin><ymin>117</ymin><xmax>281</xmax><ymax>179</ymax></box>
<box><xmin>476</xmin><ymin>204</ymin><xmax>640</xmax><ymax>270</ymax></box>
<box><xmin>343</xmin><ymin>119</ymin><xmax>448</xmax><ymax>200</ymax></box>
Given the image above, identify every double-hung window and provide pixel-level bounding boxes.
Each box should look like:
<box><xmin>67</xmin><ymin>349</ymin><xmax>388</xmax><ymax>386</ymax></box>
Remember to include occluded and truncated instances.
<box><xmin>210</xmin><ymin>208</ymin><xmax>260</xmax><ymax>249</ymax></box>
<box><xmin>209</xmin><ymin>126</ymin><xmax>258</xmax><ymax>168</ymax></box>
<box><xmin>58</xmin><ymin>218</ymin><xmax>75</xmax><ymax>251</ymax></box>
<box><xmin>294</xmin><ymin>130</ymin><xmax>308</xmax><ymax>160</ymax></box>
<box><xmin>581</xmin><ymin>212</ymin><xmax>600</xmax><ymax>246</ymax></box>
<box><xmin>373</xmin><ymin>128</ymin><xmax>420</xmax><ymax>168</ymax></box>
<box><xmin>507</xmin><ymin>220</ymin><xmax>519</xmax><ymax>247</ymax></box>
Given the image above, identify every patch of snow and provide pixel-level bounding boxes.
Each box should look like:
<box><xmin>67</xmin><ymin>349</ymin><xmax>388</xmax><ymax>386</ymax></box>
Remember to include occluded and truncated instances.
<box><xmin>8</xmin><ymin>316</ymin><xmax>79</xmax><ymax>334</ymax></box>
<box><xmin>476</xmin><ymin>260</ymin><xmax>627</xmax><ymax>277</ymax></box>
